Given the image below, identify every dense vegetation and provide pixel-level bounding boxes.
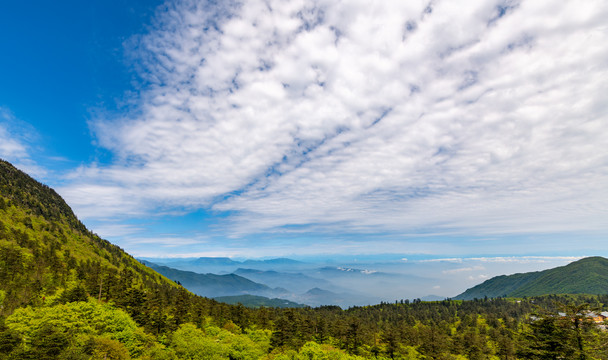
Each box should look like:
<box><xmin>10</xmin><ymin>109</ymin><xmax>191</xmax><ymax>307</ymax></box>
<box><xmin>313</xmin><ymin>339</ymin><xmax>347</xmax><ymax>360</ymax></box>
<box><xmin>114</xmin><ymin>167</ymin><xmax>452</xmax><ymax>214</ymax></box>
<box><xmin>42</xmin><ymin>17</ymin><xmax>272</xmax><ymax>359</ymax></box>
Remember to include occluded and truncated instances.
<box><xmin>455</xmin><ymin>257</ymin><xmax>608</xmax><ymax>300</ymax></box>
<box><xmin>2</xmin><ymin>158</ymin><xmax>608</xmax><ymax>359</ymax></box>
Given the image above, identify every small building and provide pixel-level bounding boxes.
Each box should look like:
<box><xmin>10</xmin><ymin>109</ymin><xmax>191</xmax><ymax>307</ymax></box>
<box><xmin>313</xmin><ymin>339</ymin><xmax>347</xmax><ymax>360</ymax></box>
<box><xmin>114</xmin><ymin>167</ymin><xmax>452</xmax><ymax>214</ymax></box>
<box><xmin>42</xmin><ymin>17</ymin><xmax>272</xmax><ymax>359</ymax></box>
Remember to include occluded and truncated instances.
<box><xmin>586</xmin><ymin>312</ymin><xmax>607</xmax><ymax>323</ymax></box>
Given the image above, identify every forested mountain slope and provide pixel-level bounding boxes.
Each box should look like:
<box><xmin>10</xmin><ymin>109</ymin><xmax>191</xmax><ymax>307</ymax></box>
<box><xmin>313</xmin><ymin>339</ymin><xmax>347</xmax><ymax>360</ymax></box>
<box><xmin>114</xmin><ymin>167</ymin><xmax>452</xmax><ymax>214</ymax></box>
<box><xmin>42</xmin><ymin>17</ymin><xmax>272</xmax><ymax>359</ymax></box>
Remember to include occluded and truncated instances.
<box><xmin>0</xmin><ymin>159</ymin><xmax>181</xmax><ymax>315</ymax></box>
<box><xmin>455</xmin><ymin>256</ymin><xmax>608</xmax><ymax>300</ymax></box>
<box><xmin>0</xmin><ymin>159</ymin><xmax>283</xmax><ymax>358</ymax></box>
<box><xmin>0</xmin><ymin>158</ymin><xmax>272</xmax><ymax>325</ymax></box>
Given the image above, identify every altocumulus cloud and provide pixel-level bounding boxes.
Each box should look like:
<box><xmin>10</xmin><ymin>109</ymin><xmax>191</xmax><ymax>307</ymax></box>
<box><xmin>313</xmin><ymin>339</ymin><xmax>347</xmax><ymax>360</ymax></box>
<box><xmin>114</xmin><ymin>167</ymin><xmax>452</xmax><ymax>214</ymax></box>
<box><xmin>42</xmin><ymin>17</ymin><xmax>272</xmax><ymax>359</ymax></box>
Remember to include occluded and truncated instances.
<box><xmin>61</xmin><ymin>0</ymin><xmax>608</xmax><ymax>241</ymax></box>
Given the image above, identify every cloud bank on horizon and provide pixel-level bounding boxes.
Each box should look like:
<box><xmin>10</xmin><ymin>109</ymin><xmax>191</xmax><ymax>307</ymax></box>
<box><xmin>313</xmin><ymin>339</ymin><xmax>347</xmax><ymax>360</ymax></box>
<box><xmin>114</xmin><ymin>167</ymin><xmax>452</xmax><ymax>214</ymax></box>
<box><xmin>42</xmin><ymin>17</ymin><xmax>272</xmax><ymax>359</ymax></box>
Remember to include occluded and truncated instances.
<box><xmin>55</xmin><ymin>0</ymin><xmax>607</xmax><ymax>251</ymax></box>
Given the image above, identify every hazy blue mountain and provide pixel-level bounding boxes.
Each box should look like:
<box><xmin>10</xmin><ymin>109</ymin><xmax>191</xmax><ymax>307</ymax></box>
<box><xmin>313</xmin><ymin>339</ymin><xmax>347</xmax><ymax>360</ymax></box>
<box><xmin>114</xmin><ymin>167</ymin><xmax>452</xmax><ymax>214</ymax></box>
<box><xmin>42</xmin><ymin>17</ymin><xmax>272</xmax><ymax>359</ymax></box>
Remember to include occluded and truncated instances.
<box><xmin>295</xmin><ymin>288</ymin><xmax>376</xmax><ymax>308</ymax></box>
<box><xmin>299</xmin><ymin>288</ymin><xmax>349</xmax><ymax>307</ymax></box>
<box><xmin>213</xmin><ymin>294</ymin><xmax>307</xmax><ymax>308</ymax></box>
<box><xmin>141</xmin><ymin>256</ymin><xmax>304</xmax><ymax>274</ymax></box>
<box><xmin>141</xmin><ymin>260</ymin><xmax>289</xmax><ymax>298</ymax></box>
<box><xmin>234</xmin><ymin>268</ymin><xmax>335</xmax><ymax>293</ymax></box>
<box><xmin>318</xmin><ymin>266</ymin><xmax>393</xmax><ymax>277</ymax></box>
<box><xmin>191</xmin><ymin>257</ymin><xmax>241</xmax><ymax>266</ymax></box>
<box><xmin>140</xmin><ymin>260</ymin><xmax>380</xmax><ymax>307</ymax></box>
<box><xmin>454</xmin><ymin>256</ymin><xmax>608</xmax><ymax>300</ymax></box>
<box><xmin>242</xmin><ymin>258</ymin><xmax>303</xmax><ymax>266</ymax></box>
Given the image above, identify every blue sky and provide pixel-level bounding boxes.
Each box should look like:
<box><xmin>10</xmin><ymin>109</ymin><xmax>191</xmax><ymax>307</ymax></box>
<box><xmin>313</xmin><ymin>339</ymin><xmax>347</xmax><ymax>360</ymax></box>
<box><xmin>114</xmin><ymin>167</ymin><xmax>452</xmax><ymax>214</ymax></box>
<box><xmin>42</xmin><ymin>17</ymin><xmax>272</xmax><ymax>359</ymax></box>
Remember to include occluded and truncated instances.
<box><xmin>1</xmin><ymin>0</ymin><xmax>607</xmax><ymax>266</ymax></box>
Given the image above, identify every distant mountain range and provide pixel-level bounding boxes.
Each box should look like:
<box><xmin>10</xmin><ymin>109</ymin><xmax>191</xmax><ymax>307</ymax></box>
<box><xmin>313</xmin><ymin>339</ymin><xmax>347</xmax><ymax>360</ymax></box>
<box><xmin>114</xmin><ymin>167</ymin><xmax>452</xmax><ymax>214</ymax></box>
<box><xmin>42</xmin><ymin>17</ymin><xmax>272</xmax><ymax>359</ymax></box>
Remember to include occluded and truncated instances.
<box><xmin>454</xmin><ymin>256</ymin><xmax>608</xmax><ymax>300</ymax></box>
<box><xmin>140</xmin><ymin>256</ymin><xmax>305</xmax><ymax>275</ymax></box>
<box><xmin>141</xmin><ymin>260</ymin><xmax>289</xmax><ymax>298</ymax></box>
<box><xmin>185</xmin><ymin>257</ymin><xmax>302</xmax><ymax>266</ymax></box>
<box><xmin>141</xmin><ymin>260</ymin><xmax>380</xmax><ymax>307</ymax></box>
<box><xmin>233</xmin><ymin>268</ymin><xmax>335</xmax><ymax>293</ymax></box>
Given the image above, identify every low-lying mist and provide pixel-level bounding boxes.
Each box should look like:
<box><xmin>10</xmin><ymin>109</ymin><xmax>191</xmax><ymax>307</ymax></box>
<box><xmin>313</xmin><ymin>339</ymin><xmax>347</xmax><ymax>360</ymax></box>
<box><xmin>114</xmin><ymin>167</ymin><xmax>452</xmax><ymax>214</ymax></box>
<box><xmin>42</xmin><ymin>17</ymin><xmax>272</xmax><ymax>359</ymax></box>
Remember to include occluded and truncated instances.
<box><xmin>140</xmin><ymin>255</ymin><xmax>579</xmax><ymax>307</ymax></box>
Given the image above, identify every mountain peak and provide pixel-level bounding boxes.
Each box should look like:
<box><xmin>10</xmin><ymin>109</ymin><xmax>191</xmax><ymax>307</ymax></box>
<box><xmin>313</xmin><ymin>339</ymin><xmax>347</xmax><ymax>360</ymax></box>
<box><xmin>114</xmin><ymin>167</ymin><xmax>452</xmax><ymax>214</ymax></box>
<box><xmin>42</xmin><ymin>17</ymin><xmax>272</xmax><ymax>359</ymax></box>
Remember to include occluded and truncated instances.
<box><xmin>454</xmin><ymin>256</ymin><xmax>608</xmax><ymax>300</ymax></box>
<box><xmin>0</xmin><ymin>159</ymin><xmax>85</xmax><ymax>232</ymax></box>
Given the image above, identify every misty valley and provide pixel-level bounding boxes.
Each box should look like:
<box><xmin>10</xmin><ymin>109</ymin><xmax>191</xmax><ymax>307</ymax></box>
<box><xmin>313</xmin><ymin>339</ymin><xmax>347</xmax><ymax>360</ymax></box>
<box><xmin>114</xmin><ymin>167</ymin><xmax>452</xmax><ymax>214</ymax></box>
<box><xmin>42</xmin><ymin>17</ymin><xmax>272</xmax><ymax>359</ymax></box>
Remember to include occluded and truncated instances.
<box><xmin>139</xmin><ymin>256</ymin><xmax>433</xmax><ymax>308</ymax></box>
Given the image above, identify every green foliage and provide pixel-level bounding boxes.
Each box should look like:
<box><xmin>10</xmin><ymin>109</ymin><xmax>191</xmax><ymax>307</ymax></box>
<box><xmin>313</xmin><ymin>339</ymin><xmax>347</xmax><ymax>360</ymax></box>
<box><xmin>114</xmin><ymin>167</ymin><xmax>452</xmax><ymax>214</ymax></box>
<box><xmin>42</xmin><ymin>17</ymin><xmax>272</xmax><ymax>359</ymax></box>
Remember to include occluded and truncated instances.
<box><xmin>139</xmin><ymin>343</ymin><xmax>177</xmax><ymax>360</ymax></box>
<box><xmin>56</xmin><ymin>283</ymin><xmax>88</xmax><ymax>303</ymax></box>
<box><xmin>518</xmin><ymin>302</ymin><xmax>606</xmax><ymax>360</ymax></box>
<box><xmin>169</xmin><ymin>322</ymin><xmax>270</xmax><ymax>360</ymax></box>
<box><xmin>3</xmin><ymin>300</ymin><xmax>150</xmax><ymax>358</ymax></box>
<box><xmin>0</xmin><ymin>318</ymin><xmax>21</xmax><ymax>356</ymax></box>
<box><xmin>0</xmin><ymin>160</ymin><xmax>185</xmax><ymax>312</ymax></box>
<box><xmin>84</xmin><ymin>336</ymin><xmax>132</xmax><ymax>360</ymax></box>
<box><xmin>267</xmin><ymin>341</ymin><xmax>371</xmax><ymax>360</ymax></box>
<box><xmin>0</xmin><ymin>159</ymin><xmax>85</xmax><ymax>232</ymax></box>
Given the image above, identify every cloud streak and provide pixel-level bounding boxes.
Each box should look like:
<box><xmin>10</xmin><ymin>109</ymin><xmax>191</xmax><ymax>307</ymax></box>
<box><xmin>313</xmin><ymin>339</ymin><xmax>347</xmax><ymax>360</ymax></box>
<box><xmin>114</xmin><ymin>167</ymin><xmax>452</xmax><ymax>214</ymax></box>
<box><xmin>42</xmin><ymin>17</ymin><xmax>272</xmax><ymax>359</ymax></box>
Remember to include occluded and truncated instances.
<box><xmin>61</xmin><ymin>0</ymin><xmax>608</xmax><ymax>249</ymax></box>
<box><xmin>423</xmin><ymin>256</ymin><xmax>583</xmax><ymax>264</ymax></box>
<box><xmin>0</xmin><ymin>107</ymin><xmax>46</xmax><ymax>177</ymax></box>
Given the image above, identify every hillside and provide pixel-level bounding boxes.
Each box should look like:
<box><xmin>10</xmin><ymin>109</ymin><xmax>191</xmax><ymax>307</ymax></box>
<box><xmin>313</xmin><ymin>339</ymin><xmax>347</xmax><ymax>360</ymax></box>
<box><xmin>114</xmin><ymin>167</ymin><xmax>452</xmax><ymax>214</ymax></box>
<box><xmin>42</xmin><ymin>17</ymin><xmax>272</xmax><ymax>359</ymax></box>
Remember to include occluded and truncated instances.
<box><xmin>0</xmin><ymin>159</ymin><xmax>296</xmax><ymax>358</ymax></box>
<box><xmin>0</xmin><ymin>160</ymin><xmax>256</xmax><ymax>334</ymax></box>
<box><xmin>0</xmin><ymin>160</ymin><xmax>184</xmax><ymax>314</ymax></box>
<box><xmin>454</xmin><ymin>257</ymin><xmax>608</xmax><ymax>300</ymax></box>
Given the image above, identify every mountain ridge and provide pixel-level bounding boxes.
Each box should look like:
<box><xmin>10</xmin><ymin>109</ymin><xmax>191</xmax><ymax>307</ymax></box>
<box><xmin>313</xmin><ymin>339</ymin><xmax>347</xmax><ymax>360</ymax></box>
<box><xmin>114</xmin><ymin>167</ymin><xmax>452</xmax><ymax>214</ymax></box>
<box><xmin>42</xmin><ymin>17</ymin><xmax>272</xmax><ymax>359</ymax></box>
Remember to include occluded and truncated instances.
<box><xmin>454</xmin><ymin>256</ymin><xmax>608</xmax><ymax>300</ymax></box>
<box><xmin>0</xmin><ymin>159</ymin><xmax>187</xmax><ymax>315</ymax></box>
<box><xmin>141</xmin><ymin>260</ymin><xmax>290</xmax><ymax>298</ymax></box>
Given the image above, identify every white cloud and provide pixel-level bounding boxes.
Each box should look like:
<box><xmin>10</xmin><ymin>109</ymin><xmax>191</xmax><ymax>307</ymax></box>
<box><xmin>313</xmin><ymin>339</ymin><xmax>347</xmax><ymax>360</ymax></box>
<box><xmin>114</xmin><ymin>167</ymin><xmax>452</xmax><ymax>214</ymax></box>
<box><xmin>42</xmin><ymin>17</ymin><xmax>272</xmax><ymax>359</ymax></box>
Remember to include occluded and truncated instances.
<box><xmin>87</xmin><ymin>223</ymin><xmax>144</xmax><ymax>238</ymax></box>
<box><xmin>0</xmin><ymin>107</ymin><xmax>45</xmax><ymax>177</ymax></box>
<box><xmin>442</xmin><ymin>266</ymin><xmax>485</xmax><ymax>274</ymax></box>
<box><xmin>62</xmin><ymin>0</ymin><xmax>608</xmax><ymax>245</ymax></box>
<box><xmin>424</xmin><ymin>256</ymin><xmax>583</xmax><ymax>264</ymax></box>
<box><xmin>0</xmin><ymin>125</ymin><xmax>28</xmax><ymax>159</ymax></box>
<box><xmin>421</xmin><ymin>258</ymin><xmax>464</xmax><ymax>264</ymax></box>
<box><xmin>467</xmin><ymin>256</ymin><xmax>584</xmax><ymax>263</ymax></box>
